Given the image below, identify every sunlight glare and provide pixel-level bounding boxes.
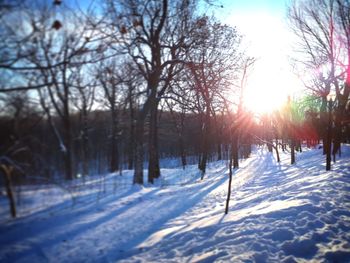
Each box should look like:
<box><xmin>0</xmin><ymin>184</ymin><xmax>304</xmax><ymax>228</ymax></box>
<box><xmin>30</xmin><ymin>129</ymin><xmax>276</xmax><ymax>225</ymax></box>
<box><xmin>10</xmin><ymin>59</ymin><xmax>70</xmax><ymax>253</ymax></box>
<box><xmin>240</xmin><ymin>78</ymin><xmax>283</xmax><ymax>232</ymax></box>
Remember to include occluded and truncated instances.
<box><xmin>243</xmin><ymin>61</ymin><xmax>299</xmax><ymax>114</ymax></box>
<box><xmin>224</xmin><ymin>11</ymin><xmax>303</xmax><ymax>115</ymax></box>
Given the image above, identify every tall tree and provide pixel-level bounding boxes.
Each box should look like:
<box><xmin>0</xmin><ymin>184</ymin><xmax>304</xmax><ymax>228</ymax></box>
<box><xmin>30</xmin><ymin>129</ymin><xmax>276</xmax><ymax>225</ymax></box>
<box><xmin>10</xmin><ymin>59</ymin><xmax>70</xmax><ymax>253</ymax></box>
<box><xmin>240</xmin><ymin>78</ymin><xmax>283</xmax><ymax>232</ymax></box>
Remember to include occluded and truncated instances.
<box><xmin>13</xmin><ymin>1</ymin><xmax>98</xmax><ymax>179</ymax></box>
<box><xmin>185</xmin><ymin>16</ymin><xmax>242</xmax><ymax>177</ymax></box>
<box><xmin>71</xmin><ymin>65</ymin><xmax>95</xmax><ymax>178</ymax></box>
<box><xmin>103</xmin><ymin>0</ymin><xmax>196</xmax><ymax>184</ymax></box>
<box><xmin>289</xmin><ymin>0</ymin><xmax>350</xmax><ymax>165</ymax></box>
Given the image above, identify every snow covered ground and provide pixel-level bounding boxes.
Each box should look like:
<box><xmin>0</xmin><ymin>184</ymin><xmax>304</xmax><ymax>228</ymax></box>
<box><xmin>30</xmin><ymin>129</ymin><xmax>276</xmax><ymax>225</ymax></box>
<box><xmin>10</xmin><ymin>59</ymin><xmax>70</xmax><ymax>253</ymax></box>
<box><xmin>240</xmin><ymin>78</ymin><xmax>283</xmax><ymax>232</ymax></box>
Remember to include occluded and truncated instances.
<box><xmin>0</xmin><ymin>145</ymin><xmax>350</xmax><ymax>262</ymax></box>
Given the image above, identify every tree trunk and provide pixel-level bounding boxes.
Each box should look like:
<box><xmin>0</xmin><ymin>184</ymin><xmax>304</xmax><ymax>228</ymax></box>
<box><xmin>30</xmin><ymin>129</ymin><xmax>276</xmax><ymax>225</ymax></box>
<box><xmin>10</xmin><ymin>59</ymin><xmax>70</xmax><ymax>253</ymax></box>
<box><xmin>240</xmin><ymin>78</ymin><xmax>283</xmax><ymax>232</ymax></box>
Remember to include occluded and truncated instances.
<box><xmin>242</xmin><ymin>134</ymin><xmax>251</xmax><ymax>159</ymax></box>
<box><xmin>217</xmin><ymin>142</ymin><xmax>222</xmax><ymax>160</ymax></box>
<box><xmin>225</xmin><ymin>149</ymin><xmax>233</xmax><ymax>214</ymax></box>
<box><xmin>128</xmin><ymin>99</ymin><xmax>135</xmax><ymax>170</ymax></box>
<box><xmin>232</xmin><ymin>136</ymin><xmax>239</xmax><ymax>169</ymax></box>
<box><xmin>1</xmin><ymin>165</ymin><xmax>16</xmax><ymax>218</ymax></box>
<box><xmin>198</xmin><ymin>154</ymin><xmax>202</xmax><ymax>169</ymax></box>
<box><xmin>133</xmin><ymin>118</ymin><xmax>145</xmax><ymax>184</ymax></box>
<box><xmin>326</xmin><ymin>103</ymin><xmax>332</xmax><ymax>171</ymax></box>
<box><xmin>63</xmin><ymin>115</ymin><xmax>74</xmax><ymax>180</ymax></box>
<box><xmin>282</xmin><ymin>139</ymin><xmax>286</xmax><ymax>152</ymax></box>
<box><xmin>148</xmin><ymin>100</ymin><xmax>160</xmax><ymax>184</ymax></box>
<box><xmin>199</xmin><ymin>104</ymin><xmax>210</xmax><ymax>179</ymax></box>
<box><xmin>110</xmin><ymin>109</ymin><xmax>119</xmax><ymax>173</ymax></box>
<box><xmin>326</xmin><ymin>136</ymin><xmax>331</xmax><ymax>170</ymax></box>
<box><xmin>61</xmin><ymin>81</ymin><xmax>74</xmax><ymax>181</ymax></box>
<box><xmin>81</xmin><ymin>107</ymin><xmax>89</xmax><ymax>178</ymax></box>
<box><xmin>128</xmin><ymin>115</ymin><xmax>135</xmax><ymax>170</ymax></box>
<box><xmin>267</xmin><ymin>138</ymin><xmax>273</xmax><ymax>152</ymax></box>
<box><xmin>199</xmin><ymin>139</ymin><xmax>208</xmax><ymax>179</ymax></box>
<box><xmin>179</xmin><ymin>137</ymin><xmax>187</xmax><ymax>169</ymax></box>
<box><xmin>110</xmin><ymin>135</ymin><xmax>119</xmax><ymax>173</ymax></box>
<box><xmin>332</xmin><ymin>110</ymin><xmax>341</xmax><ymax>160</ymax></box>
<box><xmin>275</xmin><ymin>139</ymin><xmax>280</xmax><ymax>163</ymax></box>
<box><xmin>297</xmin><ymin>140</ymin><xmax>302</xmax><ymax>152</ymax></box>
<box><xmin>321</xmin><ymin>97</ymin><xmax>328</xmax><ymax>155</ymax></box>
<box><xmin>199</xmin><ymin>143</ymin><xmax>208</xmax><ymax>180</ymax></box>
<box><xmin>291</xmin><ymin>139</ymin><xmax>295</xmax><ymax>165</ymax></box>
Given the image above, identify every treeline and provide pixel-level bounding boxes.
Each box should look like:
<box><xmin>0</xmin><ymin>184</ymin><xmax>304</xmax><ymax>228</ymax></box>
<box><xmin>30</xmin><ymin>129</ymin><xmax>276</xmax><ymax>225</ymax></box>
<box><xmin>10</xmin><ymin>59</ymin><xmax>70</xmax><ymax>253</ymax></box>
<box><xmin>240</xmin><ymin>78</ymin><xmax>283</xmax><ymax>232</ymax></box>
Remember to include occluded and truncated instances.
<box><xmin>0</xmin><ymin>105</ymin><xmax>250</xmax><ymax>180</ymax></box>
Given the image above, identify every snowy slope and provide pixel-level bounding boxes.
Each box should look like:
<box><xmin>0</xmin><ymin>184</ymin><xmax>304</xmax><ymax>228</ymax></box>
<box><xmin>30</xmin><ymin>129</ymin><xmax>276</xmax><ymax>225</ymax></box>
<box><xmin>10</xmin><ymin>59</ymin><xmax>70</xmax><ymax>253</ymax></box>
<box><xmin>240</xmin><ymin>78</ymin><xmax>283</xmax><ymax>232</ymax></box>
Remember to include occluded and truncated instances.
<box><xmin>0</xmin><ymin>145</ymin><xmax>350</xmax><ymax>262</ymax></box>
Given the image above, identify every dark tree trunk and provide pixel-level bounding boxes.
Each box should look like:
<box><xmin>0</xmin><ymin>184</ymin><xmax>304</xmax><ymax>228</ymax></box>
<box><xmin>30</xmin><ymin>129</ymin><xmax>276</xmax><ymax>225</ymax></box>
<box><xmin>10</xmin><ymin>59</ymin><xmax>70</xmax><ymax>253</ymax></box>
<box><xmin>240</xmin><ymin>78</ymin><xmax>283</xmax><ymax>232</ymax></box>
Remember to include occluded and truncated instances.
<box><xmin>128</xmin><ymin>96</ymin><xmax>135</xmax><ymax>170</ymax></box>
<box><xmin>179</xmin><ymin>137</ymin><xmax>187</xmax><ymax>169</ymax></box>
<box><xmin>81</xmin><ymin>106</ymin><xmax>89</xmax><ymax>178</ymax></box>
<box><xmin>267</xmin><ymin>139</ymin><xmax>273</xmax><ymax>153</ymax></box>
<box><xmin>148</xmin><ymin>100</ymin><xmax>160</xmax><ymax>184</ymax></box>
<box><xmin>1</xmin><ymin>165</ymin><xmax>16</xmax><ymax>218</ymax></box>
<box><xmin>133</xmin><ymin>86</ymin><xmax>158</xmax><ymax>184</ymax></box>
<box><xmin>61</xmin><ymin>79</ymin><xmax>74</xmax><ymax>180</ymax></box>
<box><xmin>198</xmin><ymin>154</ymin><xmax>202</xmax><ymax>169</ymax></box>
<box><xmin>225</xmin><ymin>149</ymin><xmax>233</xmax><ymax>214</ymax></box>
<box><xmin>320</xmin><ymin>97</ymin><xmax>328</xmax><ymax>155</ymax></box>
<box><xmin>297</xmin><ymin>140</ymin><xmax>302</xmax><ymax>152</ymax></box>
<box><xmin>326</xmin><ymin>136</ymin><xmax>332</xmax><ymax>170</ymax></box>
<box><xmin>110</xmin><ymin>110</ymin><xmax>119</xmax><ymax>173</ymax></box>
<box><xmin>134</xmin><ymin>118</ymin><xmax>145</xmax><ymax>184</ymax></box>
<box><xmin>63</xmin><ymin>113</ymin><xmax>73</xmax><ymax>180</ymax></box>
<box><xmin>232</xmin><ymin>133</ymin><xmax>239</xmax><ymax>169</ymax></box>
<box><xmin>242</xmin><ymin>134</ymin><xmax>251</xmax><ymax>159</ymax></box>
<box><xmin>275</xmin><ymin>139</ymin><xmax>280</xmax><ymax>163</ymax></box>
<box><xmin>199</xmin><ymin>104</ymin><xmax>210</xmax><ymax>179</ymax></box>
<box><xmin>199</xmin><ymin>138</ymin><xmax>208</xmax><ymax>179</ymax></box>
<box><xmin>332</xmin><ymin>110</ymin><xmax>341</xmax><ymax>160</ymax></box>
<box><xmin>179</xmin><ymin>112</ymin><xmax>186</xmax><ymax>169</ymax></box>
<box><xmin>326</xmin><ymin>103</ymin><xmax>332</xmax><ymax>170</ymax></box>
<box><xmin>217</xmin><ymin>142</ymin><xmax>222</xmax><ymax>160</ymax></box>
<box><xmin>110</xmin><ymin>136</ymin><xmax>119</xmax><ymax>173</ymax></box>
<box><xmin>291</xmin><ymin>139</ymin><xmax>295</xmax><ymax>165</ymax></box>
<box><xmin>213</xmin><ymin>114</ymin><xmax>222</xmax><ymax>161</ymax></box>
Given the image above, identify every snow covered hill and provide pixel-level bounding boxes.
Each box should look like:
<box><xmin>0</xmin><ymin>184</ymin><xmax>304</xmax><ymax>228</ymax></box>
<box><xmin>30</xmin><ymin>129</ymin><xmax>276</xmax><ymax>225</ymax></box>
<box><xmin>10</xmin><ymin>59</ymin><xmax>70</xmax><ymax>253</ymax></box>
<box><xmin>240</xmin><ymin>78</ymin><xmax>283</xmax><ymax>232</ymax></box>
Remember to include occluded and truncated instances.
<box><xmin>1</xmin><ymin>145</ymin><xmax>350</xmax><ymax>262</ymax></box>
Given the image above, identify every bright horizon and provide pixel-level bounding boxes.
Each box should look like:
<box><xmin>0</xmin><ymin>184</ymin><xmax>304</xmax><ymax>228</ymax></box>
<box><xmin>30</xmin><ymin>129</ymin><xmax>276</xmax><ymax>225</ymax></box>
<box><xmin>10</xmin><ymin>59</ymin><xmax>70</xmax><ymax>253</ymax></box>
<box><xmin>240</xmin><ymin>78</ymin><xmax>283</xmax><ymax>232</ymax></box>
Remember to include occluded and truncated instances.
<box><xmin>211</xmin><ymin>0</ymin><xmax>304</xmax><ymax>115</ymax></box>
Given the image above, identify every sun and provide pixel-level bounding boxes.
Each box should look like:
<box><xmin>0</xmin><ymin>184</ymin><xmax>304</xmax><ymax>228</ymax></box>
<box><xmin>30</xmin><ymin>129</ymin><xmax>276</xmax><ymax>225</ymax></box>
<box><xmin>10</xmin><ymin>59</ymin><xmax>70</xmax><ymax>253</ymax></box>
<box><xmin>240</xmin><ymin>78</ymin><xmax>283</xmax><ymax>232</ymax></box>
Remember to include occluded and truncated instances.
<box><xmin>223</xmin><ymin>8</ymin><xmax>303</xmax><ymax>115</ymax></box>
<box><xmin>243</xmin><ymin>78</ymin><xmax>286</xmax><ymax>115</ymax></box>
<box><xmin>244</xmin><ymin>89</ymin><xmax>284</xmax><ymax>114</ymax></box>
<box><xmin>242</xmin><ymin>61</ymin><xmax>301</xmax><ymax>115</ymax></box>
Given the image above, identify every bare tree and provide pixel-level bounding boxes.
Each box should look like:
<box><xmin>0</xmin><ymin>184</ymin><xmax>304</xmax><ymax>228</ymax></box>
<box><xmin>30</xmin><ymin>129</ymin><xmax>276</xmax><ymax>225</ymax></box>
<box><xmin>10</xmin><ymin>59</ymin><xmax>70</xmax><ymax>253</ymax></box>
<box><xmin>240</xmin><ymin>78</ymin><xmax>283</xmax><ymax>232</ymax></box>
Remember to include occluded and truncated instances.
<box><xmin>96</xmin><ymin>60</ymin><xmax>125</xmax><ymax>173</ymax></box>
<box><xmin>71</xmin><ymin>65</ymin><xmax>95</xmax><ymax>178</ymax></box>
<box><xmin>103</xmin><ymin>0</ymin><xmax>197</xmax><ymax>184</ymax></box>
<box><xmin>185</xmin><ymin>16</ymin><xmax>242</xmax><ymax>178</ymax></box>
<box><xmin>288</xmin><ymin>0</ymin><xmax>350</xmax><ymax>167</ymax></box>
<box><xmin>21</xmin><ymin>2</ymin><xmax>98</xmax><ymax>179</ymax></box>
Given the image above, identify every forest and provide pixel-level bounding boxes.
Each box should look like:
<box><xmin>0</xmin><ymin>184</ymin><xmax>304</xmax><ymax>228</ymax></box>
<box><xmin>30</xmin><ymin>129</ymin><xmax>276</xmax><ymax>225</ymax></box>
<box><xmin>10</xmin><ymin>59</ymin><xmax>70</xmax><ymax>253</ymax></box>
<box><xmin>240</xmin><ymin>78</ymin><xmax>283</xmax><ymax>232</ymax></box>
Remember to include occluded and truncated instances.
<box><xmin>1</xmin><ymin>0</ymin><xmax>348</xmax><ymax>182</ymax></box>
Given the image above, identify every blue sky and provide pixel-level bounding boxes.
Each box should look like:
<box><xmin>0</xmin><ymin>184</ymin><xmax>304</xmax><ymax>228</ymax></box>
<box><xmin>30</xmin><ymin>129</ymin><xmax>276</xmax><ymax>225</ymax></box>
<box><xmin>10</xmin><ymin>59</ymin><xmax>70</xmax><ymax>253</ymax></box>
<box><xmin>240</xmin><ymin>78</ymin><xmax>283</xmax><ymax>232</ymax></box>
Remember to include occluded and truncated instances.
<box><xmin>203</xmin><ymin>0</ymin><xmax>288</xmax><ymax>20</ymax></box>
<box><xmin>225</xmin><ymin>0</ymin><xmax>287</xmax><ymax>11</ymax></box>
<box><xmin>227</xmin><ymin>0</ymin><xmax>286</xmax><ymax>10</ymax></box>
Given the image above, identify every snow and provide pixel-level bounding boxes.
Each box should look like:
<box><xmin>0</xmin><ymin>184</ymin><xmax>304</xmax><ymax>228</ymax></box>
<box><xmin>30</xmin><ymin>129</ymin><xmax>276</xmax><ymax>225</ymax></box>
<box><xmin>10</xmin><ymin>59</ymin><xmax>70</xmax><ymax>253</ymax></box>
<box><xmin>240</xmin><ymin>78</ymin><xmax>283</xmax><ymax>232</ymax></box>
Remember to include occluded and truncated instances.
<box><xmin>1</xmin><ymin>145</ymin><xmax>350</xmax><ymax>262</ymax></box>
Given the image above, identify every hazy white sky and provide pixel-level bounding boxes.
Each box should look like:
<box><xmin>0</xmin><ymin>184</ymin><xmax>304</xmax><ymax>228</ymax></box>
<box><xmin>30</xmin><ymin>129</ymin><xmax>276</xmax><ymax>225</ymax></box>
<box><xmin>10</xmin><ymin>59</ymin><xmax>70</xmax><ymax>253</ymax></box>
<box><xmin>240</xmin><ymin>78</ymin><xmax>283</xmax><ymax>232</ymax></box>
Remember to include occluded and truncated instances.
<box><xmin>209</xmin><ymin>0</ymin><xmax>303</xmax><ymax>114</ymax></box>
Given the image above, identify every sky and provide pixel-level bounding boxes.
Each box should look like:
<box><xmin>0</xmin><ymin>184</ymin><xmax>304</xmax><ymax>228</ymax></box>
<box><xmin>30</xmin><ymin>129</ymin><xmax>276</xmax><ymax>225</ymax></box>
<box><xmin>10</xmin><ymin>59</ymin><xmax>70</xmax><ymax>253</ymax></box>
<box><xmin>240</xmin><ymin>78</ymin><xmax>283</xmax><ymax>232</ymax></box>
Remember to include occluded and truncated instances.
<box><xmin>67</xmin><ymin>0</ymin><xmax>302</xmax><ymax>115</ymax></box>
<box><xmin>209</xmin><ymin>0</ymin><xmax>303</xmax><ymax>114</ymax></box>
